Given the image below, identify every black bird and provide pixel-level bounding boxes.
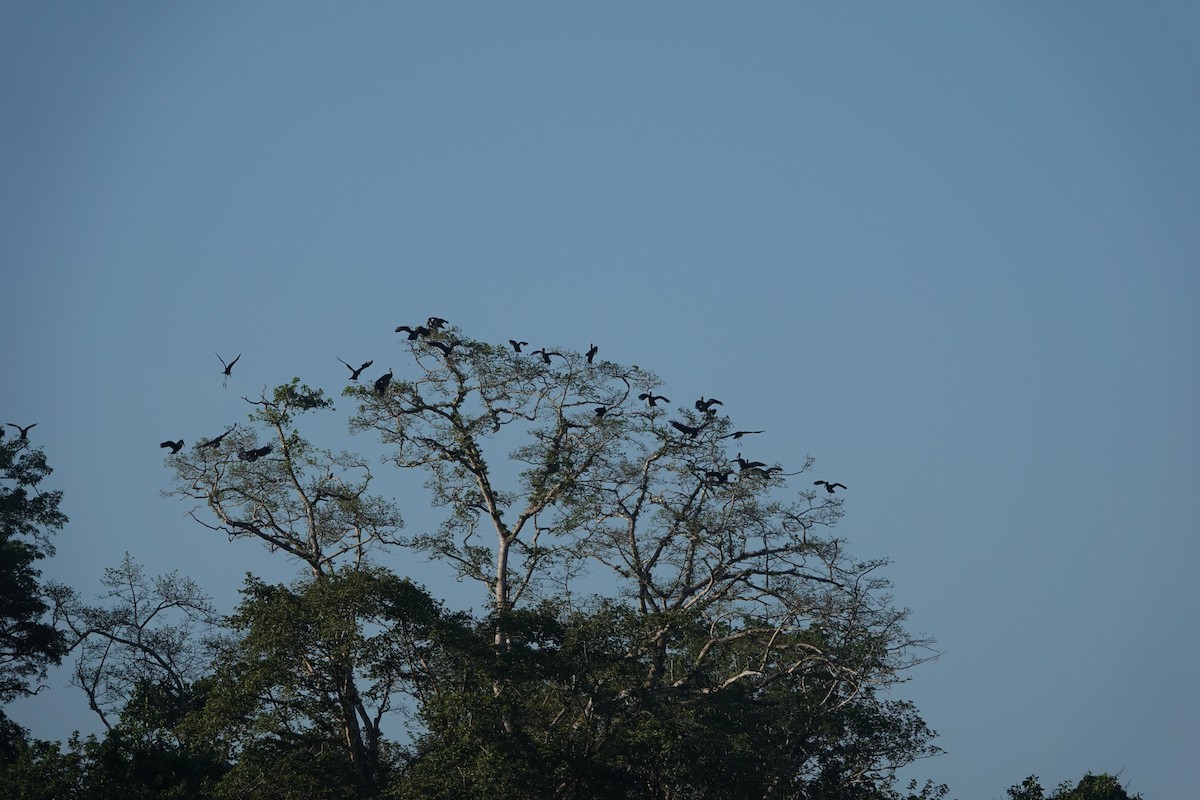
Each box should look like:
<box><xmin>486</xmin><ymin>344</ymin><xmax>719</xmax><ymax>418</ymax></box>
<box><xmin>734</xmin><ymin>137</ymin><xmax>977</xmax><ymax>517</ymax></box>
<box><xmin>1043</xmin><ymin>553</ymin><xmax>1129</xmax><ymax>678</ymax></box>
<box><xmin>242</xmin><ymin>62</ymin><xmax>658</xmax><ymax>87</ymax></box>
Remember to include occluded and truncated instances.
<box><xmin>239</xmin><ymin>444</ymin><xmax>273</xmax><ymax>462</ymax></box>
<box><xmin>426</xmin><ymin>316</ymin><xmax>448</xmax><ymax>331</ymax></box>
<box><xmin>159</xmin><ymin>439</ymin><xmax>184</xmax><ymax>454</ymax></box>
<box><xmin>200</xmin><ymin>426</ymin><xmax>236</xmax><ymax>450</ymax></box>
<box><xmin>720</xmin><ymin>429</ymin><xmax>765</xmax><ymax>440</ymax></box>
<box><xmin>426</xmin><ymin>339</ymin><xmax>457</xmax><ymax>356</ymax></box>
<box><xmin>639</xmin><ymin>393</ymin><xmax>670</xmax><ymax>407</ymax></box>
<box><xmin>373</xmin><ymin>369</ymin><xmax>394</xmax><ymax>396</ymax></box>
<box><xmin>594</xmin><ymin>406</ymin><xmax>608</xmax><ymax>418</ymax></box>
<box><xmin>733</xmin><ymin>454</ymin><xmax>767</xmax><ymax>471</ymax></box>
<box><xmin>670</xmin><ymin>420</ymin><xmax>704</xmax><ymax>438</ymax></box>
<box><xmin>509</xmin><ymin>340</ymin><xmax>529</xmax><ymax>353</ymax></box>
<box><xmin>395</xmin><ymin>325</ymin><xmax>430</xmax><ymax>340</ymax></box>
<box><xmin>695</xmin><ymin>397</ymin><xmax>723</xmax><ymax>414</ymax></box>
<box><xmin>6</xmin><ymin>422</ymin><xmax>36</xmax><ymax>440</ymax></box>
<box><xmin>586</xmin><ymin>343</ymin><xmax>598</xmax><ymax>363</ymax></box>
<box><xmin>531</xmin><ymin>348</ymin><xmax>564</xmax><ymax>364</ymax></box>
<box><xmin>813</xmin><ymin>480</ymin><xmax>847</xmax><ymax>494</ymax></box>
<box><xmin>338</xmin><ymin>358</ymin><xmax>374</xmax><ymax>381</ymax></box>
<box><xmin>216</xmin><ymin>352</ymin><xmax>241</xmax><ymax>387</ymax></box>
<box><xmin>704</xmin><ymin>469</ymin><xmax>734</xmax><ymax>485</ymax></box>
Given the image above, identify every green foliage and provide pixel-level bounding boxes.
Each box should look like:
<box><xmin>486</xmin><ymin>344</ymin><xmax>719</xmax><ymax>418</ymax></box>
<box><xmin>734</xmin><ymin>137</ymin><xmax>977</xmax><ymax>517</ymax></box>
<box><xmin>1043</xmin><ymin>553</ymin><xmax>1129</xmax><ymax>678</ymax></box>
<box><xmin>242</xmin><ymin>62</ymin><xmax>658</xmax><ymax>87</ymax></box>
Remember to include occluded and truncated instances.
<box><xmin>36</xmin><ymin>328</ymin><xmax>963</xmax><ymax>798</ymax></box>
<box><xmin>1008</xmin><ymin>773</ymin><xmax>1142</xmax><ymax>800</ymax></box>
<box><xmin>0</xmin><ymin>438</ymin><xmax>68</xmax><ymax>703</ymax></box>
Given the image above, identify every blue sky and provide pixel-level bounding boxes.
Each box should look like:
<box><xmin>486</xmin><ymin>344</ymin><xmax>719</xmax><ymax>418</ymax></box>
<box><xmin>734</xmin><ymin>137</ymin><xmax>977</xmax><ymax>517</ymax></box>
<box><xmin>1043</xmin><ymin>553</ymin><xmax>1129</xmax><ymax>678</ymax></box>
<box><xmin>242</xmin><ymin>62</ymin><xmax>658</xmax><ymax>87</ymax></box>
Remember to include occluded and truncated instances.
<box><xmin>2</xmin><ymin>4</ymin><xmax>1197</xmax><ymax>797</ymax></box>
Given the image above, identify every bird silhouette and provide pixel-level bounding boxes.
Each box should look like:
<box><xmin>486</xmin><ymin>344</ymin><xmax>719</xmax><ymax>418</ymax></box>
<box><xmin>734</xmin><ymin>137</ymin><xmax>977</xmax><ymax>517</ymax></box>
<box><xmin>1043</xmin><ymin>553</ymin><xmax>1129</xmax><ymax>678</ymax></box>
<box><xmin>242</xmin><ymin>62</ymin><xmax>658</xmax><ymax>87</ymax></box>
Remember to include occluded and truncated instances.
<box><xmin>216</xmin><ymin>352</ymin><xmax>241</xmax><ymax>387</ymax></box>
<box><xmin>586</xmin><ymin>344</ymin><xmax>598</xmax><ymax>363</ymax></box>
<box><xmin>742</xmin><ymin>465</ymin><xmax>784</xmax><ymax>479</ymax></box>
<box><xmin>594</xmin><ymin>406</ymin><xmax>608</xmax><ymax>417</ymax></box>
<box><xmin>813</xmin><ymin>480</ymin><xmax>847</xmax><ymax>494</ymax></box>
<box><xmin>531</xmin><ymin>348</ymin><xmax>564</xmax><ymax>364</ymax></box>
<box><xmin>373</xmin><ymin>369</ymin><xmax>394</xmax><ymax>396</ymax></box>
<box><xmin>695</xmin><ymin>397</ymin><xmax>723</xmax><ymax>414</ymax></box>
<box><xmin>704</xmin><ymin>468</ymin><xmax>734</xmax><ymax>485</ymax></box>
<box><xmin>6</xmin><ymin>422</ymin><xmax>37</xmax><ymax>440</ymax></box>
<box><xmin>159</xmin><ymin>439</ymin><xmax>184</xmax><ymax>454</ymax></box>
<box><xmin>395</xmin><ymin>325</ymin><xmax>430</xmax><ymax>340</ymax></box>
<box><xmin>338</xmin><ymin>358</ymin><xmax>374</xmax><ymax>381</ymax></box>
<box><xmin>720</xmin><ymin>429</ymin><xmax>765</xmax><ymax>440</ymax></box>
<box><xmin>239</xmin><ymin>444</ymin><xmax>273</xmax><ymax>462</ymax></box>
<box><xmin>426</xmin><ymin>316</ymin><xmax>448</xmax><ymax>331</ymax></box>
<box><xmin>509</xmin><ymin>340</ymin><xmax>529</xmax><ymax>353</ymax></box>
<box><xmin>733</xmin><ymin>454</ymin><xmax>767</xmax><ymax>471</ymax></box>
<box><xmin>639</xmin><ymin>393</ymin><xmax>670</xmax><ymax>407</ymax></box>
<box><xmin>670</xmin><ymin>420</ymin><xmax>705</xmax><ymax>438</ymax></box>
<box><xmin>426</xmin><ymin>339</ymin><xmax>457</xmax><ymax>356</ymax></box>
<box><xmin>200</xmin><ymin>426</ymin><xmax>236</xmax><ymax>450</ymax></box>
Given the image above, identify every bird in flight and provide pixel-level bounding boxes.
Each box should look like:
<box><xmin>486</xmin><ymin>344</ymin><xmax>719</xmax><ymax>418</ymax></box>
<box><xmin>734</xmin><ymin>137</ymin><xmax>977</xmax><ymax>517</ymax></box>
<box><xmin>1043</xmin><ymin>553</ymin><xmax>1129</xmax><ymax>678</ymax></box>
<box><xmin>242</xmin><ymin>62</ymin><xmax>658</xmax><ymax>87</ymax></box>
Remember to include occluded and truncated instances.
<box><xmin>670</xmin><ymin>420</ymin><xmax>705</xmax><ymax>438</ymax></box>
<box><xmin>813</xmin><ymin>480</ymin><xmax>847</xmax><ymax>494</ymax></box>
<box><xmin>695</xmin><ymin>397</ymin><xmax>723</xmax><ymax>414</ymax></box>
<box><xmin>374</xmin><ymin>369</ymin><xmax>394</xmax><ymax>396</ymax></box>
<box><xmin>720</xmin><ymin>429</ymin><xmax>765</xmax><ymax>440</ymax></box>
<box><xmin>639</xmin><ymin>393</ymin><xmax>670</xmax><ymax>407</ymax></box>
<box><xmin>586</xmin><ymin>344</ymin><xmax>598</xmax><ymax>363</ymax></box>
<box><xmin>426</xmin><ymin>316</ymin><xmax>448</xmax><ymax>331</ymax></box>
<box><xmin>338</xmin><ymin>358</ymin><xmax>374</xmax><ymax>381</ymax></box>
<box><xmin>395</xmin><ymin>325</ymin><xmax>430</xmax><ymax>340</ymax></box>
<box><xmin>531</xmin><ymin>348</ymin><xmax>564</xmax><ymax>364</ymax></box>
<box><xmin>200</xmin><ymin>426</ymin><xmax>237</xmax><ymax>450</ymax></box>
<box><xmin>509</xmin><ymin>339</ymin><xmax>529</xmax><ymax>353</ymax></box>
<box><xmin>159</xmin><ymin>439</ymin><xmax>184</xmax><ymax>454</ymax></box>
<box><xmin>216</xmin><ymin>352</ymin><xmax>241</xmax><ymax>387</ymax></box>
<box><xmin>6</xmin><ymin>422</ymin><xmax>37</xmax><ymax>440</ymax></box>
<box><xmin>239</xmin><ymin>444</ymin><xmax>273</xmax><ymax>462</ymax></box>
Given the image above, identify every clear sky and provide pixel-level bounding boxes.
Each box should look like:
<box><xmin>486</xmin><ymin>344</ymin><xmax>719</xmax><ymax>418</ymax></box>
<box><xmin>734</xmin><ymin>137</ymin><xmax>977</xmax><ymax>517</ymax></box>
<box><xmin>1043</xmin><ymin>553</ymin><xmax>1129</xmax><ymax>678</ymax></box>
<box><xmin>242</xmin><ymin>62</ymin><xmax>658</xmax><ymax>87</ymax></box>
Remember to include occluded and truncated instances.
<box><xmin>2</xmin><ymin>4</ymin><xmax>1197</xmax><ymax>797</ymax></box>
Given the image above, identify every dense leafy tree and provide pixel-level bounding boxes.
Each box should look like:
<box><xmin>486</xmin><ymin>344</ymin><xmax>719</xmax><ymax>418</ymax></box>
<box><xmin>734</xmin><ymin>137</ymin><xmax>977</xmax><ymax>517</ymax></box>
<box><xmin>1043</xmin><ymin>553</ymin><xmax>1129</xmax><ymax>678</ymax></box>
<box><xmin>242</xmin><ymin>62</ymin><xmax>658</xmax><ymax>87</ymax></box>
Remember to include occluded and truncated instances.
<box><xmin>1008</xmin><ymin>773</ymin><xmax>1142</xmax><ymax>800</ymax></box>
<box><xmin>0</xmin><ymin>436</ymin><xmax>68</xmax><ymax>708</ymax></box>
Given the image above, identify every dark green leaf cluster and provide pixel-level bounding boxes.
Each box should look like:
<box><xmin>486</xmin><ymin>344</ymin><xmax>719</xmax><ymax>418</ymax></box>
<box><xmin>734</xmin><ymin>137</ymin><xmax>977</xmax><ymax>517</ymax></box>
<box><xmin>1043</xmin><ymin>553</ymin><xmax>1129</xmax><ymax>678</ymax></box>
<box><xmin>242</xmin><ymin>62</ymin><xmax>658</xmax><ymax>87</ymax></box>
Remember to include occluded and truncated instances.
<box><xmin>0</xmin><ymin>438</ymin><xmax>68</xmax><ymax>705</ymax></box>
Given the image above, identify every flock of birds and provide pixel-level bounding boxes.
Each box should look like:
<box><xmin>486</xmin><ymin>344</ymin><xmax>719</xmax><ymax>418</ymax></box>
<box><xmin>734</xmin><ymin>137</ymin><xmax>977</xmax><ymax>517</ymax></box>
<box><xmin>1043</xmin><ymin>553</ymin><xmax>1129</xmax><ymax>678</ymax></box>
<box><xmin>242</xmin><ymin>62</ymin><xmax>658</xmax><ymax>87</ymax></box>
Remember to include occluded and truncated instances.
<box><xmin>151</xmin><ymin>316</ymin><xmax>846</xmax><ymax>495</ymax></box>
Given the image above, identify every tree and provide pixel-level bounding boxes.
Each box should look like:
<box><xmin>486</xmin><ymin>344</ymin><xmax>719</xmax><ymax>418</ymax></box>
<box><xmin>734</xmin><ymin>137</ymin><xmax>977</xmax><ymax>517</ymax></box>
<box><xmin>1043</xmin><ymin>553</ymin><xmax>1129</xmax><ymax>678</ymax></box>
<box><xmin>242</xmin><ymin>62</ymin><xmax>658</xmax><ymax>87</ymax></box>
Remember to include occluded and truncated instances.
<box><xmin>0</xmin><ymin>436</ymin><xmax>68</xmax><ymax>710</ymax></box>
<box><xmin>153</xmin><ymin>325</ymin><xmax>943</xmax><ymax>798</ymax></box>
<box><xmin>346</xmin><ymin>326</ymin><xmax>941</xmax><ymax>797</ymax></box>
<box><xmin>1008</xmin><ymin>773</ymin><xmax>1142</xmax><ymax>800</ymax></box>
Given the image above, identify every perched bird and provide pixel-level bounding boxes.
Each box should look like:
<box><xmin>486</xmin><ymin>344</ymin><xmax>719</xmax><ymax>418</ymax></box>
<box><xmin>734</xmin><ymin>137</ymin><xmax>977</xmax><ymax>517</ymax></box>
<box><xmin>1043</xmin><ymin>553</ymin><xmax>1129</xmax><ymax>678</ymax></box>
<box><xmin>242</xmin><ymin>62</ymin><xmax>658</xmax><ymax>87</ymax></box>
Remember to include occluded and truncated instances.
<box><xmin>200</xmin><ymin>426</ymin><xmax>236</xmax><ymax>450</ymax></box>
<box><xmin>159</xmin><ymin>439</ymin><xmax>184</xmax><ymax>454</ymax></box>
<box><xmin>426</xmin><ymin>339</ymin><xmax>457</xmax><ymax>356</ymax></box>
<box><xmin>338</xmin><ymin>358</ymin><xmax>374</xmax><ymax>381</ymax></box>
<box><xmin>639</xmin><ymin>393</ymin><xmax>670</xmax><ymax>407</ymax></box>
<box><xmin>733</xmin><ymin>454</ymin><xmax>767</xmax><ymax>471</ymax></box>
<box><xmin>586</xmin><ymin>344</ymin><xmax>598</xmax><ymax>363</ymax></box>
<box><xmin>426</xmin><ymin>316</ymin><xmax>448</xmax><ymax>331</ymax></box>
<box><xmin>373</xmin><ymin>369</ymin><xmax>394</xmax><ymax>396</ymax></box>
<box><xmin>216</xmin><ymin>352</ymin><xmax>241</xmax><ymax>387</ymax></box>
<box><xmin>509</xmin><ymin>339</ymin><xmax>529</xmax><ymax>353</ymax></box>
<box><xmin>704</xmin><ymin>469</ymin><xmax>734</xmax><ymax>485</ymax></box>
<box><xmin>6</xmin><ymin>422</ymin><xmax>36</xmax><ymax>440</ymax></box>
<box><xmin>813</xmin><ymin>480</ymin><xmax>847</xmax><ymax>494</ymax></box>
<box><xmin>720</xmin><ymin>429</ymin><xmax>765</xmax><ymax>440</ymax></box>
<box><xmin>744</xmin><ymin>465</ymin><xmax>784</xmax><ymax>478</ymax></box>
<box><xmin>395</xmin><ymin>325</ymin><xmax>430</xmax><ymax>340</ymax></box>
<box><xmin>695</xmin><ymin>397</ymin><xmax>723</xmax><ymax>414</ymax></box>
<box><xmin>531</xmin><ymin>348</ymin><xmax>563</xmax><ymax>364</ymax></box>
<box><xmin>594</xmin><ymin>406</ymin><xmax>608</xmax><ymax>417</ymax></box>
<box><xmin>239</xmin><ymin>444</ymin><xmax>273</xmax><ymax>462</ymax></box>
<box><xmin>670</xmin><ymin>420</ymin><xmax>705</xmax><ymax>438</ymax></box>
